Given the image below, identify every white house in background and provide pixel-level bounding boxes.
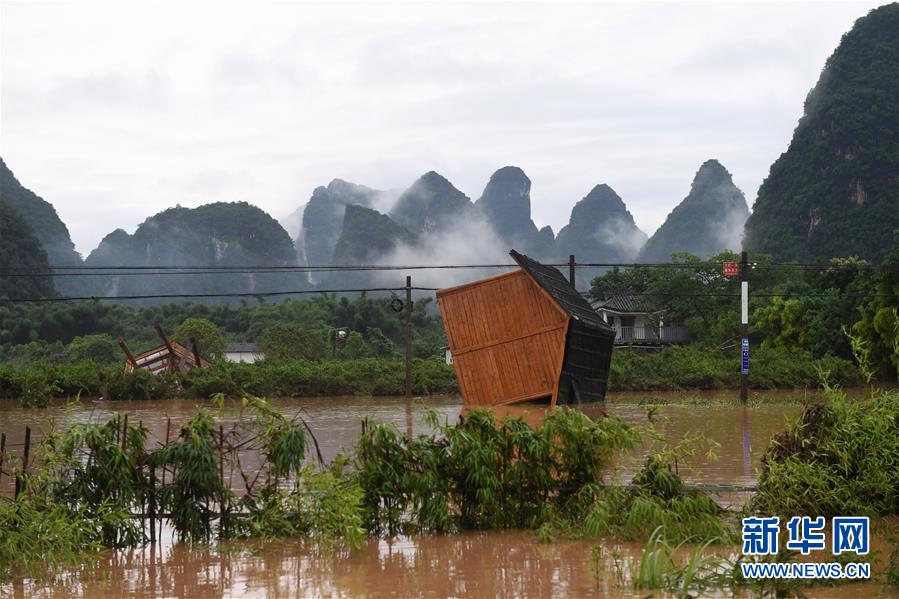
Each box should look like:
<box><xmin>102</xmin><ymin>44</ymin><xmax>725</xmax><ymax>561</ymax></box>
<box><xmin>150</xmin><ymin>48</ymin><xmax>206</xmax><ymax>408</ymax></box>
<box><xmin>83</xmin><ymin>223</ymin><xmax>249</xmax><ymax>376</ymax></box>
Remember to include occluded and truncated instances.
<box><xmin>590</xmin><ymin>291</ymin><xmax>689</xmax><ymax>346</ymax></box>
<box><xmin>224</xmin><ymin>342</ymin><xmax>265</xmax><ymax>363</ymax></box>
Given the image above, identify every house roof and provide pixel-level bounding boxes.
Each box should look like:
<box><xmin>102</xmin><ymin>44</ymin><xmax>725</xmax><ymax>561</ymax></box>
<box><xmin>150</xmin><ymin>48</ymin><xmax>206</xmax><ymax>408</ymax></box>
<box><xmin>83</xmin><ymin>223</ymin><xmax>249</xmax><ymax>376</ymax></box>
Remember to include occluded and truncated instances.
<box><xmin>510</xmin><ymin>250</ymin><xmax>614</xmax><ymax>332</ymax></box>
<box><xmin>226</xmin><ymin>342</ymin><xmax>261</xmax><ymax>353</ymax></box>
<box><xmin>591</xmin><ymin>291</ymin><xmax>650</xmax><ymax>314</ymax></box>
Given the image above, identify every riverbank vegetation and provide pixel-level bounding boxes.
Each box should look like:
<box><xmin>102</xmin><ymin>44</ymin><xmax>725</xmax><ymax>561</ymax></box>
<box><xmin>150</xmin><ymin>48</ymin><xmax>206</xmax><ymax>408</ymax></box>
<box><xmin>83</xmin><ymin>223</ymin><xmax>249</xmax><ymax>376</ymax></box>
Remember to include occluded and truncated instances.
<box><xmin>0</xmin><ymin>294</ymin><xmax>449</xmax><ymax>365</ymax></box>
<box><xmin>0</xmin><ymin>342</ymin><xmax>865</xmax><ymax>407</ymax></box>
<box><xmin>591</xmin><ymin>240</ymin><xmax>899</xmax><ymax>384</ymax></box>
<box><xmin>0</xmin><ymin>359</ymin><xmax>459</xmax><ymax>407</ymax></box>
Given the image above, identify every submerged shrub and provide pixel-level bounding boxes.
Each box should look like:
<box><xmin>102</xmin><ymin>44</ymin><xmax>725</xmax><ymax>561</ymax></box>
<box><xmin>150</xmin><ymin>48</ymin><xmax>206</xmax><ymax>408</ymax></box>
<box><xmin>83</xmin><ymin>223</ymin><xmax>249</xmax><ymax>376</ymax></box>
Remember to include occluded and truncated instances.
<box><xmin>583</xmin><ymin>456</ymin><xmax>736</xmax><ymax>544</ymax></box>
<box><xmin>152</xmin><ymin>408</ymin><xmax>223</xmax><ymax>541</ymax></box>
<box><xmin>751</xmin><ymin>389</ymin><xmax>899</xmax><ymax>517</ymax></box>
<box><xmin>354</xmin><ymin>407</ymin><xmax>640</xmax><ymax>534</ymax></box>
<box><xmin>0</xmin><ymin>497</ymin><xmax>110</xmax><ymax>581</ymax></box>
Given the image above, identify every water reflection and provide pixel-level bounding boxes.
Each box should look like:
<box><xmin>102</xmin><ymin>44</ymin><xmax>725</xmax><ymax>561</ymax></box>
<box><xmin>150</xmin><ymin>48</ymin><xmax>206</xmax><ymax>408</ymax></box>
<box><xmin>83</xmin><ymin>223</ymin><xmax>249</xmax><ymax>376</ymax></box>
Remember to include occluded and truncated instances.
<box><xmin>0</xmin><ymin>393</ymin><xmax>809</xmax><ymax>498</ymax></box>
<box><xmin>7</xmin><ymin>528</ymin><xmax>896</xmax><ymax>598</ymax></box>
<box><xmin>0</xmin><ymin>391</ymin><xmax>894</xmax><ymax>598</ymax></box>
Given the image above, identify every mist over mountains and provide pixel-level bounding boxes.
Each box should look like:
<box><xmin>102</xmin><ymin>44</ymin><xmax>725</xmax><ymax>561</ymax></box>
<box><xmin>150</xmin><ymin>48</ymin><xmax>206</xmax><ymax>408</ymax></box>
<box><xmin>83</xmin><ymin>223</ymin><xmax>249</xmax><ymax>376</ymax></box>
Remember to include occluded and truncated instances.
<box><xmin>0</xmin><ymin>4</ymin><xmax>896</xmax><ymax>301</ymax></box>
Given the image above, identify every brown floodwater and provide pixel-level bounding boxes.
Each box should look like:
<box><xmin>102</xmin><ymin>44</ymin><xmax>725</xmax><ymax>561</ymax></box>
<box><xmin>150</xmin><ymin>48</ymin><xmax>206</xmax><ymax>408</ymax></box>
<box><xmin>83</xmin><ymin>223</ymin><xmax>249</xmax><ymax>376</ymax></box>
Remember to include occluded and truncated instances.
<box><xmin>0</xmin><ymin>390</ymin><xmax>895</xmax><ymax>597</ymax></box>
<box><xmin>5</xmin><ymin>528</ymin><xmax>897</xmax><ymax>598</ymax></box>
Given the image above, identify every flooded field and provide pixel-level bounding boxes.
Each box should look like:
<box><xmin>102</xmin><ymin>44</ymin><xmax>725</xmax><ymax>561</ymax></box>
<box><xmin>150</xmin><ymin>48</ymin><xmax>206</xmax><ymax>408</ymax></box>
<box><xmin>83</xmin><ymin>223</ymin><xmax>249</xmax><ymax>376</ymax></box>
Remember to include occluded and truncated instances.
<box><xmin>0</xmin><ymin>390</ymin><xmax>895</xmax><ymax>597</ymax></box>
<box><xmin>0</xmin><ymin>392</ymin><xmax>802</xmax><ymax>499</ymax></box>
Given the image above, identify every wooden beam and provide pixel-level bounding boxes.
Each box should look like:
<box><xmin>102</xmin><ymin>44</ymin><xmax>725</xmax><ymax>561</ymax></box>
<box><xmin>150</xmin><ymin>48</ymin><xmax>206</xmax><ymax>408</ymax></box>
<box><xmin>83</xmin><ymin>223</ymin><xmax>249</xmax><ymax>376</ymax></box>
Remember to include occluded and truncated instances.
<box><xmin>154</xmin><ymin>324</ymin><xmax>177</xmax><ymax>373</ymax></box>
<box><xmin>190</xmin><ymin>337</ymin><xmax>202</xmax><ymax>369</ymax></box>
<box><xmin>118</xmin><ymin>339</ymin><xmax>138</xmax><ymax>367</ymax></box>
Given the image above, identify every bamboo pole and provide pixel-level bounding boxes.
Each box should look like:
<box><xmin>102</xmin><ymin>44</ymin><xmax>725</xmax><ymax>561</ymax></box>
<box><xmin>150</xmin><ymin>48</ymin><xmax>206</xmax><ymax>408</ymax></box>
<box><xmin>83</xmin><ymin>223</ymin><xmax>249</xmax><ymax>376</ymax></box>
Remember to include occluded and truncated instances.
<box><xmin>219</xmin><ymin>424</ymin><xmax>225</xmax><ymax>537</ymax></box>
<box><xmin>149</xmin><ymin>463</ymin><xmax>157</xmax><ymax>544</ymax></box>
<box><xmin>160</xmin><ymin>417</ymin><xmax>171</xmax><ymax>541</ymax></box>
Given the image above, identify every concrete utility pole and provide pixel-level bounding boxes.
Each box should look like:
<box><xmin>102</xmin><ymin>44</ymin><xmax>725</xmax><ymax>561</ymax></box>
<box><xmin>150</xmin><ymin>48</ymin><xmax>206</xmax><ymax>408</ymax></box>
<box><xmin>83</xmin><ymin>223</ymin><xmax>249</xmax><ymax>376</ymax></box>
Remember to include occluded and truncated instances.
<box><xmin>404</xmin><ymin>275</ymin><xmax>413</xmax><ymax>398</ymax></box>
<box><xmin>740</xmin><ymin>251</ymin><xmax>749</xmax><ymax>404</ymax></box>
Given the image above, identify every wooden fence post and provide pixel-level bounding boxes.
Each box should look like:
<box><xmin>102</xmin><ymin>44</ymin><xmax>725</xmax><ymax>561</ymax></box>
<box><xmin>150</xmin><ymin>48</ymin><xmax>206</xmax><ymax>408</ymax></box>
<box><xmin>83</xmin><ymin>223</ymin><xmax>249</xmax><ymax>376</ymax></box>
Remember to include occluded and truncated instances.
<box><xmin>14</xmin><ymin>426</ymin><xmax>30</xmax><ymax>500</ymax></box>
<box><xmin>0</xmin><ymin>432</ymin><xmax>5</xmax><ymax>491</ymax></box>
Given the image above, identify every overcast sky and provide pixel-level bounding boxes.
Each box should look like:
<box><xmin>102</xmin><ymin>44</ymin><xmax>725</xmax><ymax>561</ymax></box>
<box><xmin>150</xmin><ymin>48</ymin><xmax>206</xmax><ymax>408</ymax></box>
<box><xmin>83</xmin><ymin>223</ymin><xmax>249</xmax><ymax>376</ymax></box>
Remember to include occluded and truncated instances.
<box><xmin>0</xmin><ymin>1</ymin><xmax>884</xmax><ymax>257</ymax></box>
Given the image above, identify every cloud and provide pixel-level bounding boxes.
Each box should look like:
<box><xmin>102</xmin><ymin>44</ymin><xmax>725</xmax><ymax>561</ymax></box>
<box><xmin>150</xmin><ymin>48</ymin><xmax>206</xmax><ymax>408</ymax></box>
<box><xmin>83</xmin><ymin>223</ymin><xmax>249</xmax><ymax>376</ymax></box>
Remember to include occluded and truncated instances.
<box><xmin>46</xmin><ymin>70</ymin><xmax>171</xmax><ymax>113</ymax></box>
<box><xmin>594</xmin><ymin>218</ymin><xmax>647</xmax><ymax>262</ymax></box>
<box><xmin>374</xmin><ymin>215</ymin><xmax>512</xmax><ymax>290</ymax></box>
<box><xmin>0</xmin><ymin>1</ymin><xmax>884</xmax><ymax>257</ymax></box>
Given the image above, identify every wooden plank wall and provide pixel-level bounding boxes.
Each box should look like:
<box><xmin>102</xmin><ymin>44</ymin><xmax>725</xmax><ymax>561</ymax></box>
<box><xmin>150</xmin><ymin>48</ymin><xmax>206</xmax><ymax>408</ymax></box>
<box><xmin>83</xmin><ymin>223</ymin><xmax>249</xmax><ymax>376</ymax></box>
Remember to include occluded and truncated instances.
<box><xmin>437</xmin><ymin>270</ymin><xmax>569</xmax><ymax>407</ymax></box>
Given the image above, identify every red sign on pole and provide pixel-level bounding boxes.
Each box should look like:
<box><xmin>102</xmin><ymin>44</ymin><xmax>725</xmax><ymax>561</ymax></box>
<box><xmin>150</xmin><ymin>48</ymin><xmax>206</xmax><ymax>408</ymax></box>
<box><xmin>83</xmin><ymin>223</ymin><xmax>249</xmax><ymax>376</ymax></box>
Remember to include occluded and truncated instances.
<box><xmin>723</xmin><ymin>262</ymin><xmax>740</xmax><ymax>277</ymax></box>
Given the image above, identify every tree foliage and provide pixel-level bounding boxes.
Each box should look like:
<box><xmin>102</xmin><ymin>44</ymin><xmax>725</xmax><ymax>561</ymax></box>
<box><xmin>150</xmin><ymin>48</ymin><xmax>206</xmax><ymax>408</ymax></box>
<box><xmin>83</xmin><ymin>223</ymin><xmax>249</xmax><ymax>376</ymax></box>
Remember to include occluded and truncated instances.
<box><xmin>744</xmin><ymin>4</ymin><xmax>899</xmax><ymax>262</ymax></box>
<box><xmin>173</xmin><ymin>318</ymin><xmax>226</xmax><ymax>360</ymax></box>
<box><xmin>853</xmin><ymin>233</ymin><xmax>899</xmax><ymax>379</ymax></box>
<box><xmin>0</xmin><ymin>202</ymin><xmax>56</xmax><ymax>300</ymax></box>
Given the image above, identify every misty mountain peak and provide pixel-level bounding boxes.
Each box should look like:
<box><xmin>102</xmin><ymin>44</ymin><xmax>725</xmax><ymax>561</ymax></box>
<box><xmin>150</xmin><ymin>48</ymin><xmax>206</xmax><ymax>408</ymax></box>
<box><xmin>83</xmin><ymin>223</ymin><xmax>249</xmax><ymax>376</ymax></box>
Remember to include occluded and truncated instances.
<box><xmin>690</xmin><ymin>159</ymin><xmax>737</xmax><ymax>196</ymax></box>
<box><xmin>639</xmin><ymin>159</ymin><xmax>749</xmax><ymax>262</ymax></box>
<box><xmin>300</xmin><ymin>177</ymin><xmax>380</xmax><ymax>275</ymax></box>
<box><xmin>474</xmin><ymin>166</ymin><xmax>552</xmax><ymax>259</ymax></box>
<box><xmin>556</xmin><ymin>183</ymin><xmax>646</xmax><ymax>271</ymax></box>
<box><xmin>569</xmin><ymin>184</ymin><xmax>632</xmax><ymax>223</ymax></box>
<box><xmin>389</xmin><ymin>171</ymin><xmax>473</xmax><ymax>235</ymax></box>
<box><xmin>477</xmin><ymin>166</ymin><xmax>531</xmax><ymax>208</ymax></box>
<box><xmin>0</xmin><ymin>156</ymin><xmax>81</xmax><ymax>268</ymax></box>
<box><xmin>332</xmin><ymin>204</ymin><xmax>416</xmax><ymax>265</ymax></box>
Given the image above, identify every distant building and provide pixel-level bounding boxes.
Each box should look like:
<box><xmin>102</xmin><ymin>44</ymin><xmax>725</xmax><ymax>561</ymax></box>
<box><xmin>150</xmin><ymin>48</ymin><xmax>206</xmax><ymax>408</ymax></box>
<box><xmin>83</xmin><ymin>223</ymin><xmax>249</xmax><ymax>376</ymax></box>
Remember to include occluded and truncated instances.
<box><xmin>591</xmin><ymin>291</ymin><xmax>689</xmax><ymax>346</ymax></box>
<box><xmin>224</xmin><ymin>342</ymin><xmax>264</xmax><ymax>363</ymax></box>
<box><xmin>441</xmin><ymin>346</ymin><xmax>453</xmax><ymax>365</ymax></box>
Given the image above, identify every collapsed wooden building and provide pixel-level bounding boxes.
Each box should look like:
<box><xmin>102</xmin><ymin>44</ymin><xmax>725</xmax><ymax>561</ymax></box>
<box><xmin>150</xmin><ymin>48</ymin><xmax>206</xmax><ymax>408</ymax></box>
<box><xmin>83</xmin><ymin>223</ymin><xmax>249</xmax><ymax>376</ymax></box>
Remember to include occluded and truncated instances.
<box><xmin>436</xmin><ymin>250</ymin><xmax>616</xmax><ymax>407</ymax></box>
<box><xmin>119</xmin><ymin>325</ymin><xmax>209</xmax><ymax>375</ymax></box>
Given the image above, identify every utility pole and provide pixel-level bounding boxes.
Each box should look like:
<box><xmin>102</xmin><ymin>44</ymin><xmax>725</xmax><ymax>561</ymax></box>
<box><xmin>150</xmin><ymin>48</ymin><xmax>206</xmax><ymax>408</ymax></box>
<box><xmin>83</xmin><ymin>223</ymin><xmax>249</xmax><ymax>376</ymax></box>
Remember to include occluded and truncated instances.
<box><xmin>740</xmin><ymin>251</ymin><xmax>749</xmax><ymax>404</ymax></box>
<box><xmin>568</xmin><ymin>254</ymin><xmax>576</xmax><ymax>287</ymax></box>
<box><xmin>404</xmin><ymin>275</ymin><xmax>413</xmax><ymax>398</ymax></box>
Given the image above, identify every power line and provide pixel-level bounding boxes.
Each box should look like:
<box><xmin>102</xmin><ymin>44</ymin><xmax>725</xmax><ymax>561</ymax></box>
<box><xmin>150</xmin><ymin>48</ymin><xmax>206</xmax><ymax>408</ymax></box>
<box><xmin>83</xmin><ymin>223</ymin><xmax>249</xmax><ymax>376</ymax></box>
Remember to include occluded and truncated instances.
<box><xmin>0</xmin><ymin>287</ymin><xmax>441</xmax><ymax>304</ymax></box>
<box><xmin>584</xmin><ymin>291</ymin><xmax>891</xmax><ymax>299</ymax></box>
<box><xmin>0</xmin><ymin>260</ymin><xmax>890</xmax><ymax>276</ymax></box>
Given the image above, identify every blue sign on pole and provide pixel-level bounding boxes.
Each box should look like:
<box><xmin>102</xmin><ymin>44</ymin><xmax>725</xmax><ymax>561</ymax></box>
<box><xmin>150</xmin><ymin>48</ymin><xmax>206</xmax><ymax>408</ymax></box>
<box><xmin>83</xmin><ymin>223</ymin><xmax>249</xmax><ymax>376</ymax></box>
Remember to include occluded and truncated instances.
<box><xmin>741</xmin><ymin>338</ymin><xmax>750</xmax><ymax>374</ymax></box>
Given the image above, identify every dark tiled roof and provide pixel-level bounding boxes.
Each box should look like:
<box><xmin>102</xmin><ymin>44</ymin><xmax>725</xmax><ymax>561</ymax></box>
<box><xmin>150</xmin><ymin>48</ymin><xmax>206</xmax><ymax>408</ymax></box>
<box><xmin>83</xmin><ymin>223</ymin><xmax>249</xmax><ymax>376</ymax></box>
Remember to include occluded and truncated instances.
<box><xmin>510</xmin><ymin>250</ymin><xmax>614</xmax><ymax>332</ymax></box>
<box><xmin>591</xmin><ymin>292</ymin><xmax>649</xmax><ymax>314</ymax></box>
<box><xmin>226</xmin><ymin>342</ymin><xmax>261</xmax><ymax>352</ymax></box>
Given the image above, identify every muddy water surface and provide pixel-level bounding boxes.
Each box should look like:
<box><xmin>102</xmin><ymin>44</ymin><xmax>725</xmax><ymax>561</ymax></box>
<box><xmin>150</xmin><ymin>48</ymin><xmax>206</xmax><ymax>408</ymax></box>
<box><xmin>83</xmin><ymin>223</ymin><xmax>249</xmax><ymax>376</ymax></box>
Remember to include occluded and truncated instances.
<box><xmin>0</xmin><ymin>390</ymin><xmax>894</xmax><ymax>598</ymax></box>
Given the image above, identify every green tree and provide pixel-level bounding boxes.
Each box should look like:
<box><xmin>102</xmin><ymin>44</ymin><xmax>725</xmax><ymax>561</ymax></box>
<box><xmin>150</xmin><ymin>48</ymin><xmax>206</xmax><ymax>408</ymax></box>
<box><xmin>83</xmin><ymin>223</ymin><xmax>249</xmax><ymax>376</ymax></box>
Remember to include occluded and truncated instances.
<box><xmin>258</xmin><ymin>323</ymin><xmax>328</xmax><ymax>361</ymax></box>
<box><xmin>173</xmin><ymin>318</ymin><xmax>226</xmax><ymax>360</ymax></box>
<box><xmin>854</xmin><ymin>233</ymin><xmax>899</xmax><ymax>380</ymax></box>
<box><xmin>67</xmin><ymin>334</ymin><xmax>119</xmax><ymax>364</ymax></box>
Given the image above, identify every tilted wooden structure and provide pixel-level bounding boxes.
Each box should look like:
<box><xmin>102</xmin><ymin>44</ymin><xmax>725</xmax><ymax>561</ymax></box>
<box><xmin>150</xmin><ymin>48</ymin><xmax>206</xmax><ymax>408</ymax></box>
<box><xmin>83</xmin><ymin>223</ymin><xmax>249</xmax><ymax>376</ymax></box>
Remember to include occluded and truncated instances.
<box><xmin>119</xmin><ymin>325</ymin><xmax>209</xmax><ymax>375</ymax></box>
<box><xmin>437</xmin><ymin>250</ymin><xmax>616</xmax><ymax>407</ymax></box>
